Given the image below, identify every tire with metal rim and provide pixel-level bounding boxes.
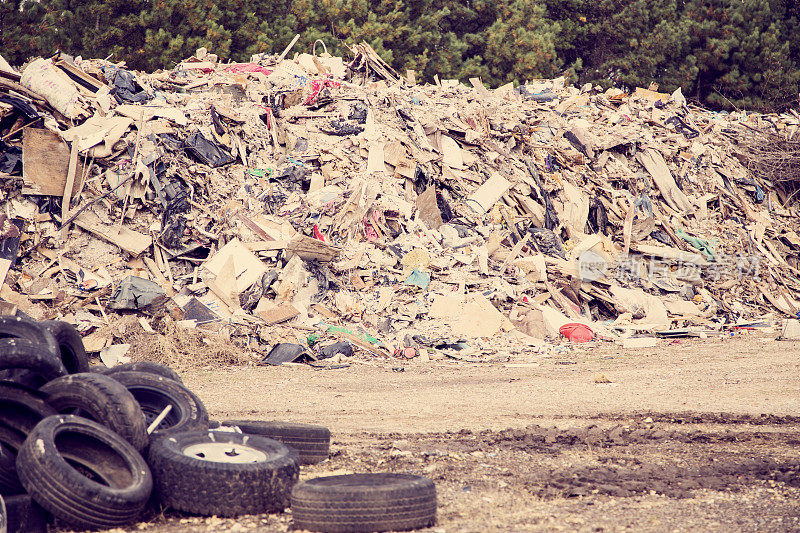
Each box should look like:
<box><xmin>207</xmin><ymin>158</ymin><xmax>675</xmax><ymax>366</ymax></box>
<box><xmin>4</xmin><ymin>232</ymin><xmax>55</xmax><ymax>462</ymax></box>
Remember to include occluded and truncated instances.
<box><xmin>107</xmin><ymin>371</ymin><xmax>207</xmax><ymax>437</ymax></box>
<box><xmin>39</xmin><ymin>321</ymin><xmax>89</xmax><ymax>374</ymax></box>
<box><xmin>291</xmin><ymin>473</ymin><xmax>437</xmax><ymax>533</ymax></box>
<box><xmin>0</xmin><ymin>494</ymin><xmax>5</xmax><ymax>533</ymax></box>
<box><xmin>221</xmin><ymin>420</ymin><xmax>330</xmax><ymax>465</ymax></box>
<box><xmin>0</xmin><ymin>382</ymin><xmax>56</xmax><ymax>436</ymax></box>
<box><xmin>100</xmin><ymin>362</ymin><xmax>183</xmax><ymax>384</ymax></box>
<box><xmin>148</xmin><ymin>430</ymin><xmax>299</xmax><ymax>516</ymax></box>
<box><xmin>40</xmin><ymin>373</ymin><xmax>149</xmax><ymax>452</ymax></box>
<box><xmin>15</xmin><ymin>415</ymin><xmax>152</xmax><ymax>531</ymax></box>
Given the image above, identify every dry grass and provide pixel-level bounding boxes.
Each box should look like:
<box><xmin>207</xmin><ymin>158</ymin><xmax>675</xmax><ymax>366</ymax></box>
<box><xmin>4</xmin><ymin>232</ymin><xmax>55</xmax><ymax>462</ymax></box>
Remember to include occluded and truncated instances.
<box><xmin>740</xmin><ymin>129</ymin><xmax>800</xmax><ymax>186</ymax></box>
<box><xmin>139</xmin><ymin>321</ymin><xmax>252</xmax><ymax>370</ymax></box>
<box><xmin>93</xmin><ymin>315</ymin><xmax>256</xmax><ymax>371</ymax></box>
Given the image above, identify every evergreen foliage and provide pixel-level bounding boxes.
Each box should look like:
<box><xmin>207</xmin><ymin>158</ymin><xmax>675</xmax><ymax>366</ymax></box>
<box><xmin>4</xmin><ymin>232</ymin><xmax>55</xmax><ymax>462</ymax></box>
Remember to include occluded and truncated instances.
<box><xmin>1</xmin><ymin>0</ymin><xmax>798</xmax><ymax>111</ymax></box>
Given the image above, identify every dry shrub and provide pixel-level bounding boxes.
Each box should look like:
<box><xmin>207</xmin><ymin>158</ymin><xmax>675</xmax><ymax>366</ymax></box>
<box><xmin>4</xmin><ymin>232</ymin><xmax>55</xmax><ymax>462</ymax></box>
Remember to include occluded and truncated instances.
<box><xmin>99</xmin><ymin>315</ymin><xmax>256</xmax><ymax>371</ymax></box>
<box><xmin>740</xmin><ymin>129</ymin><xmax>800</xmax><ymax>186</ymax></box>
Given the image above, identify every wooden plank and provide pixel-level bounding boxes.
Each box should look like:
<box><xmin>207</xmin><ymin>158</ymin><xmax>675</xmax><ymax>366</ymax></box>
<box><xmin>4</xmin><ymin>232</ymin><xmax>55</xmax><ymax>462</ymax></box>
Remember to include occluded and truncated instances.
<box><xmin>55</xmin><ymin>60</ymin><xmax>105</xmax><ymax>92</ymax></box>
<box><xmin>499</xmin><ymin>234</ymin><xmax>529</xmax><ymax>274</ymax></box>
<box><xmin>22</xmin><ymin>127</ymin><xmax>84</xmax><ymax>196</ymax></box>
<box><xmin>244</xmin><ymin>240</ymin><xmax>289</xmax><ymax>252</ymax></box>
<box><xmin>143</xmin><ymin>256</ymin><xmax>175</xmax><ymax>296</ymax></box>
<box><xmin>416</xmin><ymin>187</ymin><xmax>443</xmax><ymax>230</ymax></box>
<box><xmin>0</xmin><ymin>258</ymin><xmax>11</xmax><ymax>287</ymax></box>
<box><xmin>60</xmin><ymin>142</ymin><xmax>79</xmax><ymax>238</ymax></box>
<box><xmin>287</xmin><ymin>235</ymin><xmax>340</xmax><ymax>262</ymax></box>
<box><xmin>74</xmin><ymin>211</ymin><xmax>151</xmax><ymax>256</ymax></box>
<box><xmin>636</xmin><ymin>148</ymin><xmax>693</xmax><ymax>213</ymax></box>
<box><xmin>258</xmin><ymin>303</ymin><xmax>300</xmax><ymax>325</ymax></box>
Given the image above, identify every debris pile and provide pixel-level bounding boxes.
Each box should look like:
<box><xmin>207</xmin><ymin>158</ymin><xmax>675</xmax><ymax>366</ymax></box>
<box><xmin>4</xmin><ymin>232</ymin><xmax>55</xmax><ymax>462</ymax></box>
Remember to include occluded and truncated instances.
<box><xmin>0</xmin><ymin>43</ymin><xmax>798</xmax><ymax>364</ymax></box>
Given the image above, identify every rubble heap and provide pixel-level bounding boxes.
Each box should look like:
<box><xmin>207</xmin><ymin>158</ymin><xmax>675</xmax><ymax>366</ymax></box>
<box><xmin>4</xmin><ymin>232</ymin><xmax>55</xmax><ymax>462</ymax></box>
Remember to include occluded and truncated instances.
<box><xmin>0</xmin><ymin>43</ymin><xmax>798</xmax><ymax>366</ymax></box>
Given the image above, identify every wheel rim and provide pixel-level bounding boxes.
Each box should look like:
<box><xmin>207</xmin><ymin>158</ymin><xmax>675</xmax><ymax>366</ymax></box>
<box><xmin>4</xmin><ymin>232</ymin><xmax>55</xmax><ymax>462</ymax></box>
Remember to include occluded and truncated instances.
<box><xmin>182</xmin><ymin>442</ymin><xmax>268</xmax><ymax>463</ymax></box>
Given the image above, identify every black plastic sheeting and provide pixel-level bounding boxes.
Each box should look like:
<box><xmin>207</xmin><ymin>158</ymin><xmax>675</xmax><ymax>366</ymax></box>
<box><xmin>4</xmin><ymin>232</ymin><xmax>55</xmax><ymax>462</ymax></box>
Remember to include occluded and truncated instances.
<box><xmin>0</xmin><ymin>95</ymin><xmax>40</xmax><ymax>122</ymax></box>
<box><xmin>528</xmin><ymin>226</ymin><xmax>567</xmax><ymax>259</ymax></box>
<box><xmin>0</xmin><ymin>141</ymin><xmax>22</xmax><ymax>175</ymax></box>
<box><xmin>319</xmin><ymin>119</ymin><xmax>364</xmax><ymax>136</ymax></box>
<box><xmin>184</xmin><ymin>132</ymin><xmax>235</xmax><ymax>168</ymax></box>
<box><xmin>525</xmin><ymin>159</ymin><xmax>560</xmax><ymax>231</ymax></box>
<box><xmin>262</xmin><ymin>343</ymin><xmax>311</xmax><ymax>365</ymax></box>
<box><xmin>160</xmin><ymin>180</ymin><xmax>191</xmax><ymax>249</ymax></box>
<box><xmin>0</xmin><ymin>215</ymin><xmax>23</xmax><ymax>267</ymax></box>
<box><xmin>318</xmin><ymin>341</ymin><xmax>353</xmax><ymax>360</ymax></box>
<box><xmin>108</xmin><ymin>276</ymin><xmax>165</xmax><ymax>310</ymax></box>
<box><xmin>348</xmin><ymin>102</ymin><xmax>367</xmax><ymax>123</ymax></box>
<box><xmin>102</xmin><ymin>65</ymin><xmax>152</xmax><ymax>103</ymax></box>
<box><xmin>587</xmin><ymin>198</ymin><xmax>609</xmax><ymax>234</ymax></box>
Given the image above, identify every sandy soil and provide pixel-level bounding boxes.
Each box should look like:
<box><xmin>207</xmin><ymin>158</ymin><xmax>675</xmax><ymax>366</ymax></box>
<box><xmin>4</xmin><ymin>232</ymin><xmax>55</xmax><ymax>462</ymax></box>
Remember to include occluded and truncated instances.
<box><xmin>55</xmin><ymin>331</ymin><xmax>800</xmax><ymax>532</ymax></box>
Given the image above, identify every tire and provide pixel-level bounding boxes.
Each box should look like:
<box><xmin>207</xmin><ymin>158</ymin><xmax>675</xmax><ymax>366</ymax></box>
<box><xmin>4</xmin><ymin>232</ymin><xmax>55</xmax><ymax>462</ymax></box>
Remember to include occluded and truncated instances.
<box><xmin>0</xmin><ymin>317</ymin><xmax>60</xmax><ymax>388</ymax></box>
<box><xmin>221</xmin><ymin>420</ymin><xmax>330</xmax><ymax>465</ymax></box>
<box><xmin>40</xmin><ymin>373</ymin><xmax>149</xmax><ymax>452</ymax></box>
<box><xmin>148</xmin><ymin>430</ymin><xmax>299</xmax><ymax>516</ymax></box>
<box><xmin>0</xmin><ymin>317</ymin><xmax>59</xmax><ymax>360</ymax></box>
<box><xmin>2</xmin><ymin>494</ymin><xmax>49</xmax><ymax>533</ymax></box>
<box><xmin>16</xmin><ymin>415</ymin><xmax>152</xmax><ymax>531</ymax></box>
<box><xmin>291</xmin><ymin>473</ymin><xmax>437</xmax><ymax>533</ymax></box>
<box><xmin>39</xmin><ymin>321</ymin><xmax>89</xmax><ymax>374</ymax></box>
<box><xmin>0</xmin><ymin>494</ymin><xmax>4</xmax><ymax>533</ymax></box>
<box><xmin>107</xmin><ymin>371</ymin><xmax>207</xmax><ymax>437</ymax></box>
<box><xmin>0</xmin><ymin>338</ymin><xmax>67</xmax><ymax>387</ymax></box>
<box><xmin>0</xmin><ymin>383</ymin><xmax>56</xmax><ymax>436</ymax></box>
<box><xmin>0</xmin><ymin>425</ymin><xmax>24</xmax><ymax>495</ymax></box>
<box><xmin>101</xmin><ymin>362</ymin><xmax>183</xmax><ymax>384</ymax></box>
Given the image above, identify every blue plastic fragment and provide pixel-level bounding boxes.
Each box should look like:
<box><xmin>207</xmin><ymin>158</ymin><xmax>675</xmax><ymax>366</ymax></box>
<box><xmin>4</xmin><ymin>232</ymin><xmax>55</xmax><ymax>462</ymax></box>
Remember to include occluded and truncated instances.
<box><xmin>404</xmin><ymin>268</ymin><xmax>430</xmax><ymax>289</ymax></box>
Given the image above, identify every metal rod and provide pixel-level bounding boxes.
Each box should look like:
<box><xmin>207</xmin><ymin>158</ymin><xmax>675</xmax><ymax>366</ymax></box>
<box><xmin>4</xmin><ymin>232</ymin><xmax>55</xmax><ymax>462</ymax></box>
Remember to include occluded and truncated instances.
<box><xmin>147</xmin><ymin>404</ymin><xmax>173</xmax><ymax>434</ymax></box>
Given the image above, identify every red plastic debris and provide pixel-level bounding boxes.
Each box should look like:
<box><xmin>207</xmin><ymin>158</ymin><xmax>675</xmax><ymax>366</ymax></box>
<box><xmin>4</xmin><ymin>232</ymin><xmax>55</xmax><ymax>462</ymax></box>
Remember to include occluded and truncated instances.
<box><xmin>559</xmin><ymin>323</ymin><xmax>595</xmax><ymax>343</ymax></box>
<box><xmin>225</xmin><ymin>63</ymin><xmax>273</xmax><ymax>76</ymax></box>
<box><xmin>304</xmin><ymin>79</ymin><xmax>341</xmax><ymax>105</ymax></box>
<box><xmin>313</xmin><ymin>224</ymin><xmax>326</xmax><ymax>241</ymax></box>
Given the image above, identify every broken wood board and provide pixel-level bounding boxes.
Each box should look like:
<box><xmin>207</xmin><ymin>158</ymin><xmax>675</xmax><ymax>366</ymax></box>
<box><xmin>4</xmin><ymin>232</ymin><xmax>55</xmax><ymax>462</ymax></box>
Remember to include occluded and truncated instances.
<box><xmin>287</xmin><ymin>235</ymin><xmax>340</xmax><ymax>262</ymax></box>
<box><xmin>441</xmin><ymin>135</ymin><xmax>463</xmax><ymax>168</ymax></box>
<box><xmin>258</xmin><ymin>303</ymin><xmax>300</xmax><ymax>325</ymax></box>
<box><xmin>74</xmin><ymin>211</ymin><xmax>151</xmax><ymax>256</ymax></box>
<box><xmin>0</xmin><ymin>258</ymin><xmax>11</xmax><ymax>287</ymax></box>
<box><xmin>60</xmin><ymin>142</ymin><xmax>79</xmax><ymax>238</ymax></box>
<box><xmin>416</xmin><ymin>187</ymin><xmax>444</xmax><ymax>230</ymax></box>
<box><xmin>631</xmin><ymin>243</ymin><xmax>710</xmax><ymax>265</ymax></box>
<box><xmin>366</xmin><ymin>142</ymin><xmax>386</xmax><ymax>173</ymax></box>
<box><xmin>244</xmin><ymin>240</ymin><xmax>289</xmax><ymax>252</ymax></box>
<box><xmin>204</xmin><ymin>238</ymin><xmax>268</xmax><ymax>294</ymax></box>
<box><xmin>22</xmin><ymin>127</ymin><xmax>84</xmax><ymax>196</ymax></box>
<box><xmin>636</xmin><ymin>148</ymin><xmax>693</xmax><ymax>213</ymax></box>
<box><xmin>465</xmin><ymin>173</ymin><xmax>511</xmax><ymax>214</ymax></box>
<box><xmin>450</xmin><ymin>292</ymin><xmax>514</xmax><ymax>338</ymax></box>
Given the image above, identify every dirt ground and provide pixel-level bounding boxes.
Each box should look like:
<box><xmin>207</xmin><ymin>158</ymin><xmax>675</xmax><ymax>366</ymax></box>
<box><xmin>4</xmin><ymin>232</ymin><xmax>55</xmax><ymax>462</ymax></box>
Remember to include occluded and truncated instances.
<box><xmin>57</xmin><ymin>331</ymin><xmax>800</xmax><ymax>532</ymax></box>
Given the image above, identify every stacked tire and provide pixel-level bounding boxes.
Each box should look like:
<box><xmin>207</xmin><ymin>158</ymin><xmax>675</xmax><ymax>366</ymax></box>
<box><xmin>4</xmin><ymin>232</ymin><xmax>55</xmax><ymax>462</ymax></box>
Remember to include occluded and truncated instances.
<box><xmin>0</xmin><ymin>314</ymin><xmax>436</xmax><ymax>532</ymax></box>
<box><xmin>0</xmin><ymin>316</ymin><xmax>303</xmax><ymax>531</ymax></box>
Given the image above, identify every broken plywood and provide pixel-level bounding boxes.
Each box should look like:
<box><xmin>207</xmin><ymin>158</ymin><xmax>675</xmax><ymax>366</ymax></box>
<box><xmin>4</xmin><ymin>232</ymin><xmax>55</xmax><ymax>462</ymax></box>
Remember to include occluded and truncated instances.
<box><xmin>22</xmin><ymin>127</ymin><xmax>84</xmax><ymax>196</ymax></box>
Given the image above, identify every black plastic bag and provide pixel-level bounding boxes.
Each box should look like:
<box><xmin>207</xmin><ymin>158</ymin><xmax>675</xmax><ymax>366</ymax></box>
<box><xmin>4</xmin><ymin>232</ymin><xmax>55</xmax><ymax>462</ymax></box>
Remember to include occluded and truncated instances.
<box><xmin>0</xmin><ymin>95</ymin><xmax>41</xmax><ymax>122</ymax></box>
<box><xmin>0</xmin><ymin>142</ymin><xmax>21</xmax><ymax>175</ymax></box>
<box><xmin>318</xmin><ymin>342</ymin><xmax>353</xmax><ymax>360</ymax></box>
<box><xmin>103</xmin><ymin>66</ymin><xmax>152</xmax><ymax>103</ymax></box>
<box><xmin>184</xmin><ymin>132</ymin><xmax>235</xmax><ymax>168</ymax></box>
<box><xmin>262</xmin><ymin>343</ymin><xmax>311</xmax><ymax>365</ymax></box>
